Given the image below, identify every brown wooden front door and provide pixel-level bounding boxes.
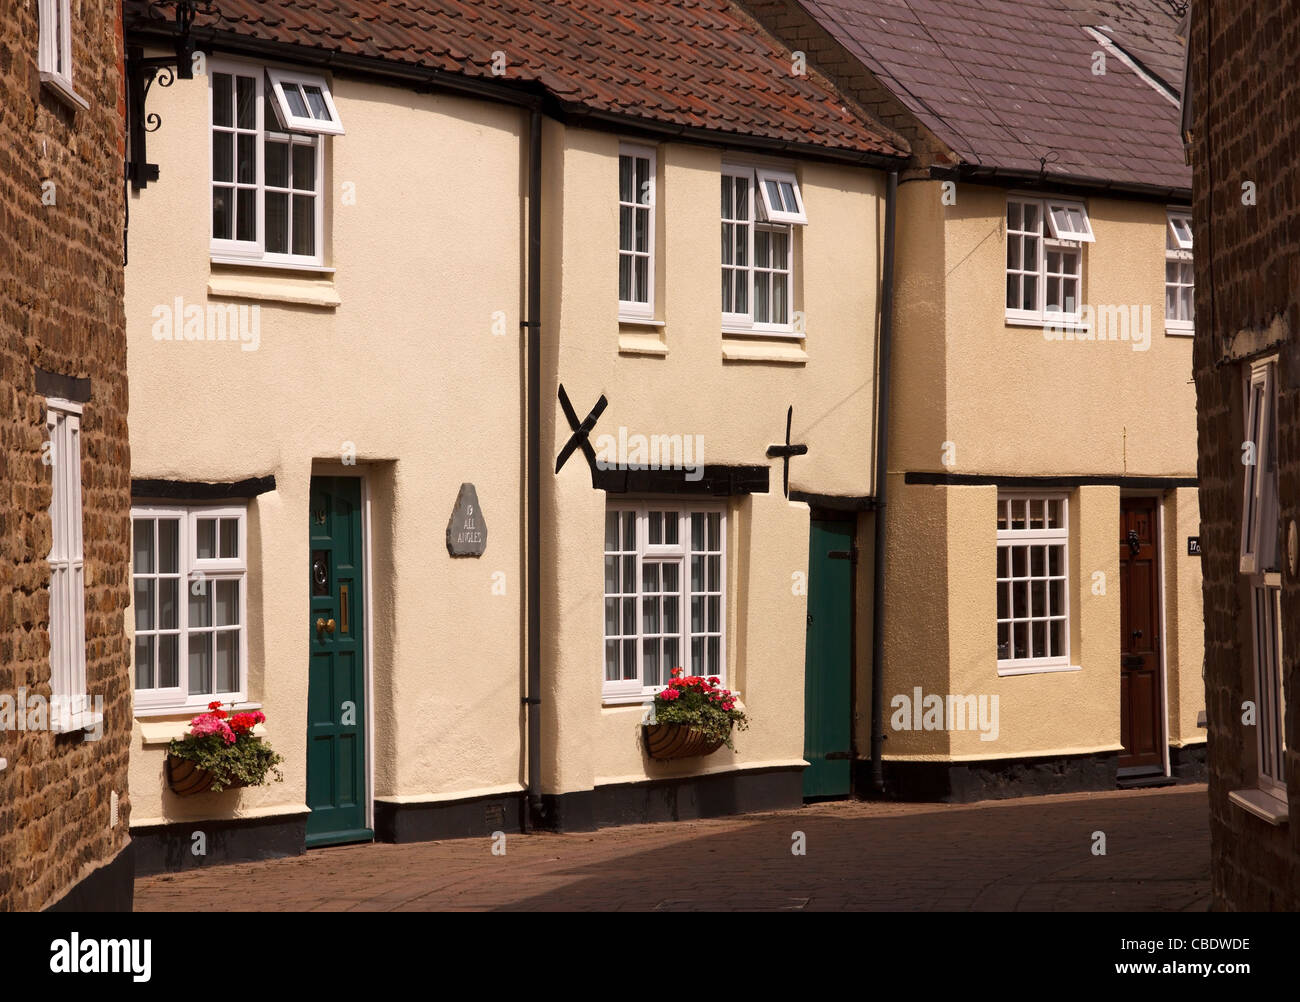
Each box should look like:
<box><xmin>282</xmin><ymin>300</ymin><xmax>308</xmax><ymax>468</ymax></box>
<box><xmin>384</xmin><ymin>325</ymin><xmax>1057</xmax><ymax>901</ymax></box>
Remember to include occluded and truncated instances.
<box><xmin>1119</xmin><ymin>497</ymin><xmax>1163</xmax><ymax>769</ymax></box>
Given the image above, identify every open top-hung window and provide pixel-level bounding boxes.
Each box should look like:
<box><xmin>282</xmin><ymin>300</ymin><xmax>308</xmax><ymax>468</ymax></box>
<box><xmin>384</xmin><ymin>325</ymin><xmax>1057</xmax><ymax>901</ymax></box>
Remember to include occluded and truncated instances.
<box><xmin>210</xmin><ymin>62</ymin><xmax>344</xmax><ymax>267</ymax></box>
<box><xmin>722</xmin><ymin>164</ymin><xmax>806</xmax><ymax>336</ymax></box>
<box><xmin>132</xmin><ymin>505</ymin><xmax>248</xmax><ymax>711</ymax></box>
<box><xmin>1006</xmin><ymin>196</ymin><xmax>1092</xmax><ymax>324</ymax></box>
<box><xmin>603</xmin><ymin>503</ymin><xmax>726</xmax><ymax>700</ymax></box>
<box><xmin>1165</xmin><ymin>209</ymin><xmax>1194</xmax><ymax>334</ymax></box>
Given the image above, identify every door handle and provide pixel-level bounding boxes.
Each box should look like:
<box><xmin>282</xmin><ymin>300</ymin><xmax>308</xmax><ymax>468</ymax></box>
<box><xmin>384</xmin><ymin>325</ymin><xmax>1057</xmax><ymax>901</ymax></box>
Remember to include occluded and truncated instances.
<box><xmin>316</xmin><ymin>617</ymin><xmax>335</xmax><ymax>634</ymax></box>
<box><xmin>1132</xmin><ymin>629</ymin><xmax>1143</xmax><ymax>640</ymax></box>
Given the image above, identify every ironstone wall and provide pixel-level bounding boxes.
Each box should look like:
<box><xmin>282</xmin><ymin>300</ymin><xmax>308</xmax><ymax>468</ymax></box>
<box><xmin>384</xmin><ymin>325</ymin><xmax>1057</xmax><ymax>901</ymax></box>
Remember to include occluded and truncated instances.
<box><xmin>1190</xmin><ymin>0</ymin><xmax>1300</xmax><ymax>910</ymax></box>
<box><xmin>0</xmin><ymin>0</ymin><xmax>132</xmax><ymax>910</ymax></box>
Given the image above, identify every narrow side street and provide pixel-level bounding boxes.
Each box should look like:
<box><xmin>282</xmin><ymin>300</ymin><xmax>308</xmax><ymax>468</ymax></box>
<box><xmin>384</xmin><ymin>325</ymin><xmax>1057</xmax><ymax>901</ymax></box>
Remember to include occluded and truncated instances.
<box><xmin>135</xmin><ymin>786</ymin><xmax>1210</xmax><ymax>912</ymax></box>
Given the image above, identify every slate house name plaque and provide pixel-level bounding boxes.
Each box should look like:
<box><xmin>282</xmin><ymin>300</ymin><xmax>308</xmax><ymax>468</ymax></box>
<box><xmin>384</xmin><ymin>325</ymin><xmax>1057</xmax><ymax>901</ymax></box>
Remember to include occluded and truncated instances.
<box><xmin>447</xmin><ymin>483</ymin><xmax>487</xmax><ymax>557</ymax></box>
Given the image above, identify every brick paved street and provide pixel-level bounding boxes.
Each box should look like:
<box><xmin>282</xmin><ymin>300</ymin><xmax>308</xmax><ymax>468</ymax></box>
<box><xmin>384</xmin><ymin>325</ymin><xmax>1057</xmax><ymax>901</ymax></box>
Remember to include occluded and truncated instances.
<box><xmin>134</xmin><ymin>785</ymin><xmax>1210</xmax><ymax>911</ymax></box>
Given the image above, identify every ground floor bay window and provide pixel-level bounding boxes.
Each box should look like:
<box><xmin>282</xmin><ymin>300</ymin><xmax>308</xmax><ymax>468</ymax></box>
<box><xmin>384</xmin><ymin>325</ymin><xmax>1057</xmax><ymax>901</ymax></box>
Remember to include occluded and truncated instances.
<box><xmin>603</xmin><ymin>502</ymin><xmax>726</xmax><ymax>701</ymax></box>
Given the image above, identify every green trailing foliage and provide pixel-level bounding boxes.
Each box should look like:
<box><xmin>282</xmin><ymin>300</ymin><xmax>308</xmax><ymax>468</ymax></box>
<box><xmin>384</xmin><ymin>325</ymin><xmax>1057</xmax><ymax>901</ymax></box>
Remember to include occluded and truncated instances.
<box><xmin>168</xmin><ymin>733</ymin><xmax>284</xmax><ymax>792</ymax></box>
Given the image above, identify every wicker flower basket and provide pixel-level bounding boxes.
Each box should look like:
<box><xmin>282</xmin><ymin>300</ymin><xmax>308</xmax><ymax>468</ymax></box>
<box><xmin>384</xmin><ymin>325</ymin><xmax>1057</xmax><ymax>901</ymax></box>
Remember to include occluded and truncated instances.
<box><xmin>643</xmin><ymin>723</ymin><xmax>726</xmax><ymax>761</ymax></box>
<box><xmin>165</xmin><ymin>754</ymin><xmax>247</xmax><ymax>796</ymax></box>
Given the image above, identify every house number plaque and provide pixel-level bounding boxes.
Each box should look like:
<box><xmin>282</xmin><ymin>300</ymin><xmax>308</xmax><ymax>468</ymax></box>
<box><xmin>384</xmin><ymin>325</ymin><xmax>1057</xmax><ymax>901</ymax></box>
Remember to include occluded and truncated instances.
<box><xmin>446</xmin><ymin>483</ymin><xmax>487</xmax><ymax>557</ymax></box>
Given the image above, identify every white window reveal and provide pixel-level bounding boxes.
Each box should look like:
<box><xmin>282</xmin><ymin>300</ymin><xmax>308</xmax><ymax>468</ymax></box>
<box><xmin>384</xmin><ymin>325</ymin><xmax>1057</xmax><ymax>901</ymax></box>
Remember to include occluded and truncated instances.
<box><xmin>603</xmin><ymin>504</ymin><xmax>726</xmax><ymax>699</ymax></box>
<box><xmin>1237</xmin><ymin>357</ymin><xmax>1286</xmax><ymax>806</ymax></box>
<box><xmin>1165</xmin><ymin>209</ymin><xmax>1194</xmax><ymax>335</ymax></box>
<box><xmin>996</xmin><ymin>495</ymin><xmax>1070</xmax><ymax>674</ymax></box>
<box><xmin>1006</xmin><ymin>196</ymin><xmax>1089</xmax><ymax>324</ymax></box>
<box><xmin>46</xmin><ymin>399</ymin><xmax>89</xmax><ymax>729</ymax></box>
<box><xmin>132</xmin><ymin>506</ymin><xmax>248</xmax><ymax>710</ymax></box>
<box><xmin>722</xmin><ymin>164</ymin><xmax>805</xmax><ymax>336</ymax></box>
<box><xmin>211</xmin><ymin>61</ymin><xmax>342</xmax><ymax>267</ymax></box>
<box><xmin>618</xmin><ymin>145</ymin><xmax>656</xmax><ymax>320</ymax></box>
<box><xmin>38</xmin><ymin>0</ymin><xmax>84</xmax><ymax>107</ymax></box>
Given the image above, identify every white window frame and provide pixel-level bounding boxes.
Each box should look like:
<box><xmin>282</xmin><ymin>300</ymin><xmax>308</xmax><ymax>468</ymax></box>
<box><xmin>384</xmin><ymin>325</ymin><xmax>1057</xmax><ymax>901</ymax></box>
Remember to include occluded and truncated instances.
<box><xmin>46</xmin><ymin>398</ymin><xmax>90</xmax><ymax>731</ymax></box>
<box><xmin>722</xmin><ymin>163</ymin><xmax>802</xmax><ymax>338</ymax></box>
<box><xmin>1045</xmin><ymin>200</ymin><xmax>1096</xmax><ymax>243</ymax></box>
<box><xmin>1165</xmin><ymin>209</ymin><xmax>1195</xmax><ymax>335</ymax></box>
<box><xmin>996</xmin><ymin>493</ymin><xmax>1072</xmax><ymax>675</ymax></box>
<box><xmin>209</xmin><ymin>59</ymin><xmax>329</xmax><ymax>268</ymax></box>
<box><xmin>618</xmin><ymin>144</ymin><xmax>656</xmax><ymax>321</ymax></box>
<box><xmin>602</xmin><ymin>502</ymin><xmax>727</xmax><ymax>702</ymax></box>
<box><xmin>266</xmin><ymin>67</ymin><xmax>345</xmax><ymax>135</ymax></box>
<box><xmin>756</xmin><ymin>167</ymin><xmax>808</xmax><ymax>225</ymax></box>
<box><xmin>1239</xmin><ymin>360</ymin><xmax>1278</xmax><ymax>576</ymax></box>
<box><xmin>1006</xmin><ymin>195</ymin><xmax>1088</xmax><ymax>325</ymax></box>
<box><xmin>37</xmin><ymin>0</ymin><xmax>82</xmax><ymax>107</ymax></box>
<box><xmin>131</xmin><ymin>504</ymin><xmax>249</xmax><ymax>712</ymax></box>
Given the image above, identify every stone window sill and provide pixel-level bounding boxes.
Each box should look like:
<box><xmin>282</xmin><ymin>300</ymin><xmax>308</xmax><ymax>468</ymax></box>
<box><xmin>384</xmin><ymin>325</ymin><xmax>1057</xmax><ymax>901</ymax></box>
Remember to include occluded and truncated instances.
<box><xmin>208</xmin><ymin>270</ymin><xmax>340</xmax><ymax>308</ymax></box>
<box><xmin>1229</xmin><ymin>788</ymin><xmax>1289</xmax><ymax>826</ymax></box>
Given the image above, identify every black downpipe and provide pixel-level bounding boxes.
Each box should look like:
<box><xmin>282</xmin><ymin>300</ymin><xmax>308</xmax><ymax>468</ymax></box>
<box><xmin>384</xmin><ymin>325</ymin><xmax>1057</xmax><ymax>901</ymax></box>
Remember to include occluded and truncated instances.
<box><xmin>869</xmin><ymin>172</ymin><xmax>899</xmax><ymax>794</ymax></box>
<box><xmin>525</xmin><ymin>109</ymin><xmax>543</xmax><ymax>830</ymax></box>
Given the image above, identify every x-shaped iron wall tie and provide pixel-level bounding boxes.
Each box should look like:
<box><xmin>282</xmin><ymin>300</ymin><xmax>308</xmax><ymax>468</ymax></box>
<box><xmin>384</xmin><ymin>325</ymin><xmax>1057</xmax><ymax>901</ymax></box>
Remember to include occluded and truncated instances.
<box><xmin>555</xmin><ymin>384</ymin><xmax>609</xmax><ymax>479</ymax></box>
<box><xmin>766</xmin><ymin>405</ymin><xmax>808</xmax><ymax>499</ymax></box>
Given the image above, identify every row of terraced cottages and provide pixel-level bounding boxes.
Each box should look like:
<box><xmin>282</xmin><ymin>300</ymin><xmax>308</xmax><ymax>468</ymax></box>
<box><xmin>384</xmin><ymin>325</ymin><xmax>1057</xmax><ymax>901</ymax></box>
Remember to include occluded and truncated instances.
<box><xmin>5</xmin><ymin>0</ymin><xmax>1210</xmax><ymax>908</ymax></box>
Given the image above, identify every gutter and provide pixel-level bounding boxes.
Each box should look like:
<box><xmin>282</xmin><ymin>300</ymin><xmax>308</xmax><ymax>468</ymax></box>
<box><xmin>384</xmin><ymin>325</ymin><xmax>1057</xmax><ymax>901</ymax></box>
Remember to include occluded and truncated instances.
<box><xmin>930</xmin><ymin>163</ymin><xmax>1191</xmax><ymax>205</ymax></box>
<box><xmin>869</xmin><ymin>171</ymin><xmax>898</xmax><ymax>794</ymax></box>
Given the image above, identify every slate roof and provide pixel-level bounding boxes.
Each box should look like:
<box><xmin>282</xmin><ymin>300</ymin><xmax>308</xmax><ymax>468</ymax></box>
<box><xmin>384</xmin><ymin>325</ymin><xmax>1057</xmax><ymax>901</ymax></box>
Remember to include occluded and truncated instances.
<box><xmin>794</xmin><ymin>0</ymin><xmax>1190</xmax><ymax>191</ymax></box>
<box><xmin>124</xmin><ymin>0</ymin><xmax>908</xmax><ymax>162</ymax></box>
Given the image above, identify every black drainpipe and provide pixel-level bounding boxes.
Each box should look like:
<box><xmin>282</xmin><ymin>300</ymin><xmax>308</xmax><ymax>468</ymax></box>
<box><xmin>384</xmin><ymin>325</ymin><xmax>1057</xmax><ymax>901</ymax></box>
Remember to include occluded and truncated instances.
<box><xmin>869</xmin><ymin>171</ymin><xmax>898</xmax><ymax>794</ymax></box>
<box><xmin>524</xmin><ymin>108</ymin><xmax>543</xmax><ymax>831</ymax></box>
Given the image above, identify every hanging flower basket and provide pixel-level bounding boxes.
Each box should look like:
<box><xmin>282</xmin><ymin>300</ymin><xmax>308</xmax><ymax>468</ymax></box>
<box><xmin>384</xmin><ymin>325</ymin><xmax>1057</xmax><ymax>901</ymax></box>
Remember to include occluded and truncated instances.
<box><xmin>643</xmin><ymin>723</ymin><xmax>727</xmax><ymax>760</ymax></box>
<box><xmin>165</xmin><ymin>702</ymin><xmax>284</xmax><ymax>795</ymax></box>
<box><xmin>642</xmin><ymin>668</ymin><xmax>749</xmax><ymax>760</ymax></box>
<box><xmin>165</xmin><ymin>755</ymin><xmax>247</xmax><ymax>796</ymax></box>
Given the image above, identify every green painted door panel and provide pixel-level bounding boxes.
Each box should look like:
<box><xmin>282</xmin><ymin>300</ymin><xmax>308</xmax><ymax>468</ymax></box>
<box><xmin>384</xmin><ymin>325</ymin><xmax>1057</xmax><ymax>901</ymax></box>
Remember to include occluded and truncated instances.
<box><xmin>803</xmin><ymin>519</ymin><xmax>854</xmax><ymax>798</ymax></box>
<box><xmin>306</xmin><ymin>476</ymin><xmax>371</xmax><ymax>847</ymax></box>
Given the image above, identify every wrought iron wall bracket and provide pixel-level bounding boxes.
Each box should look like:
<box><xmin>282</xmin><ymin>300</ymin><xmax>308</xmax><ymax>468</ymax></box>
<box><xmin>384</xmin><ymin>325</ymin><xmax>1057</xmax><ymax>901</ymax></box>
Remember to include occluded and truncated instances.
<box><xmin>125</xmin><ymin>2</ymin><xmax>208</xmax><ymax>190</ymax></box>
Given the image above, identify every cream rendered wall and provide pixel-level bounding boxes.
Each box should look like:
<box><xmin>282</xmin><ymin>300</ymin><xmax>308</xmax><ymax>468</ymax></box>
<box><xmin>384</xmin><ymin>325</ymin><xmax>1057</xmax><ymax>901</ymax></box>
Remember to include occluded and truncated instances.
<box><xmin>539</xmin><ymin>122</ymin><xmax>886</xmax><ymax>794</ymax></box>
<box><xmin>879</xmin><ymin>180</ymin><xmax>1204</xmax><ymax>765</ymax></box>
<box><xmin>125</xmin><ymin>57</ymin><xmax>527</xmax><ymax>827</ymax></box>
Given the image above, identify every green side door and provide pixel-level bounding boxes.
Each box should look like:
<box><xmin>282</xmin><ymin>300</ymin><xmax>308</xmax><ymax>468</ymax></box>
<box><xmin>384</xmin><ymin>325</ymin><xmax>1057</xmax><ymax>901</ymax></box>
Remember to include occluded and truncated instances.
<box><xmin>306</xmin><ymin>476</ymin><xmax>371</xmax><ymax>848</ymax></box>
<box><xmin>803</xmin><ymin>518</ymin><xmax>854</xmax><ymax>799</ymax></box>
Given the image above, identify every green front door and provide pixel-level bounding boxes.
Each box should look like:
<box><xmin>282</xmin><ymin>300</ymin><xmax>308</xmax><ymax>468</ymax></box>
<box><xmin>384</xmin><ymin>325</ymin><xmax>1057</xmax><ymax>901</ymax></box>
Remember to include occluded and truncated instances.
<box><xmin>306</xmin><ymin>476</ymin><xmax>370</xmax><ymax>848</ymax></box>
<box><xmin>803</xmin><ymin>518</ymin><xmax>854</xmax><ymax>798</ymax></box>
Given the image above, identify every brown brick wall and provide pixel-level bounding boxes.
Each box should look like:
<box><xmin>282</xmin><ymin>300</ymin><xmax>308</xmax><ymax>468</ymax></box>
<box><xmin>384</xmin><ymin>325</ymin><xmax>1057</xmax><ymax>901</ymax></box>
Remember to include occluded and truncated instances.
<box><xmin>1190</xmin><ymin>1</ymin><xmax>1300</xmax><ymax>910</ymax></box>
<box><xmin>0</xmin><ymin>1</ymin><xmax>131</xmax><ymax>910</ymax></box>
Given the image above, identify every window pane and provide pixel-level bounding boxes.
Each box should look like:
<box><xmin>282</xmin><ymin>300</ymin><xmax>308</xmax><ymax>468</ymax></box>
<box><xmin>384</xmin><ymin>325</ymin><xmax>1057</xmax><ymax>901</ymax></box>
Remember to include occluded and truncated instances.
<box><xmin>266</xmin><ymin>192</ymin><xmax>289</xmax><ymax>254</ymax></box>
<box><xmin>215</xmin><ymin>579</ymin><xmax>240</xmax><ymax>626</ymax></box>
<box><xmin>735</xmin><ymin>178</ymin><xmax>748</xmax><ymax>219</ymax></box>
<box><xmin>213</xmin><ymin>131</ymin><xmax>233</xmax><ymax>183</ymax></box>
<box><xmin>265</xmin><ymin>139</ymin><xmax>289</xmax><ymax>188</ymax></box>
<box><xmin>619</xmin><ymin>205</ymin><xmax>633</xmax><ymax>253</ymax></box>
<box><xmin>213</xmin><ymin>187</ymin><xmax>232</xmax><ymax>241</ymax></box>
<box><xmin>721</xmin><ymin>222</ymin><xmax>734</xmax><ymax>267</ymax></box>
<box><xmin>774</xmin><ymin>272</ymin><xmax>788</xmax><ymax>324</ymax></box>
<box><xmin>622</xmin><ymin>597</ymin><xmax>635</xmax><ymax>635</ymax></box>
<box><xmin>293</xmin><ymin>143</ymin><xmax>316</xmax><ymax>191</ymax></box>
<box><xmin>304</xmin><ymin>85</ymin><xmax>329</xmax><ymax>119</ymax></box>
<box><xmin>215</xmin><ymin>631</ymin><xmax>238</xmax><ymax>693</ymax></box>
<box><xmin>604</xmin><ymin>511</ymin><xmax>618</xmax><ymax>550</ymax></box>
<box><xmin>755</xmin><ymin>229</ymin><xmax>770</xmax><ymax>268</ymax></box>
<box><xmin>292</xmin><ymin>195</ymin><xmax>315</xmax><ymax>256</ymax></box>
<box><xmin>604</xmin><ymin>597</ymin><xmax>618</xmax><ymax>636</ymax></box>
<box><xmin>237</xmin><ymin>133</ymin><xmax>256</xmax><ymax>184</ymax></box>
<box><xmin>235</xmin><ymin>188</ymin><xmax>256</xmax><ymax>242</ymax></box>
<box><xmin>779</xmin><ymin>181</ymin><xmax>796</xmax><ymax>211</ymax></box>
<box><xmin>236</xmin><ymin>75</ymin><xmax>256</xmax><ymax>129</ymax></box>
<box><xmin>134</xmin><ymin>578</ymin><xmax>154</xmax><ymax>632</ymax></box>
<box><xmin>135</xmin><ymin>635</ymin><xmax>154</xmax><ymax>689</ymax></box>
<box><xmin>604</xmin><ymin>556</ymin><xmax>618</xmax><ymax>595</ymax></box>
<box><xmin>622</xmin><ymin>512</ymin><xmax>635</xmax><ymax>551</ymax></box>
<box><xmin>764</xmin><ymin>179</ymin><xmax>781</xmax><ymax>211</ymax></box>
<box><xmin>1006</xmin><ymin>275</ymin><xmax>1019</xmax><ymax>310</ymax></box>
<box><xmin>1007</xmin><ymin>201</ymin><xmax>1021</xmax><ymax>229</ymax></box>
<box><xmin>620</xmin><ymin>155</ymin><xmax>634</xmax><ymax>203</ymax></box>
<box><xmin>754</xmin><ymin>269</ymin><xmax>769</xmax><ymax>322</ymax></box>
<box><xmin>634</xmin><ymin>257</ymin><xmax>648</xmax><ymax>303</ymax></box>
<box><xmin>1023</xmin><ymin>203</ymin><xmax>1039</xmax><ymax>231</ymax></box>
<box><xmin>188</xmin><ymin>633</ymin><xmax>213</xmax><ymax>695</ymax></box>
<box><xmin>219</xmin><ymin>519</ymin><xmax>238</xmax><ymax>558</ymax></box>
<box><xmin>133</xmin><ymin>520</ymin><xmax>154</xmax><ymax>573</ymax></box>
<box><xmin>643</xmin><ymin>639</ymin><xmax>660</xmax><ymax>688</ymax></box>
<box><xmin>635</xmin><ymin>208</ymin><xmax>648</xmax><ymax>254</ymax></box>
<box><xmin>284</xmin><ymin>84</ymin><xmax>308</xmax><ymax>118</ymax></box>
<box><xmin>189</xmin><ymin>587</ymin><xmax>212</xmax><ymax>628</ymax></box>
<box><xmin>622</xmin><ymin>638</ymin><xmax>636</xmax><ymax>681</ymax></box>
<box><xmin>1032</xmin><ymin>620</ymin><xmax>1046</xmax><ymax>659</ymax></box>
<box><xmin>213</xmin><ymin>74</ymin><xmax>233</xmax><ymax>127</ymax></box>
<box><xmin>159</xmin><ymin>579</ymin><xmax>178</xmax><ymax>630</ymax></box>
<box><xmin>160</xmin><ymin>519</ymin><xmax>179</xmax><ymax>573</ymax></box>
<box><xmin>642</xmin><ymin>561</ymin><xmax>660</xmax><ymax>593</ymax></box>
<box><xmin>604</xmin><ymin>639</ymin><xmax>618</xmax><ymax>682</ymax></box>
<box><xmin>1049</xmin><ymin>619</ymin><xmax>1064</xmax><ymax>659</ymax></box>
<box><xmin>721</xmin><ymin>175</ymin><xmax>732</xmax><ymax>217</ymax></box>
<box><xmin>197</xmin><ymin>518</ymin><xmax>217</xmax><ymax>559</ymax></box>
<box><xmin>664</xmin><ymin>592</ymin><xmax>679</xmax><ymax>633</ymax></box>
<box><xmin>648</xmin><ymin>511</ymin><xmax>662</xmax><ymax>545</ymax></box>
<box><xmin>997</xmin><ymin>621</ymin><xmax>1010</xmax><ymax>660</ymax></box>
